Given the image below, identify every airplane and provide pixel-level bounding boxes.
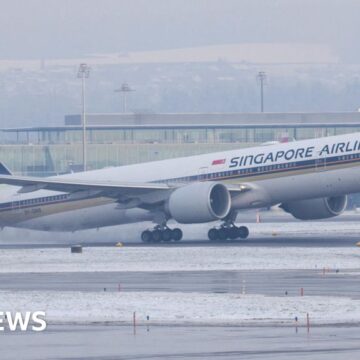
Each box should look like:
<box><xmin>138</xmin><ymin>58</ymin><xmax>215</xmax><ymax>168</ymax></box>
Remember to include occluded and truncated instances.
<box><xmin>0</xmin><ymin>131</ymin><xmax>359</xmax><ymax>242</ymax></box>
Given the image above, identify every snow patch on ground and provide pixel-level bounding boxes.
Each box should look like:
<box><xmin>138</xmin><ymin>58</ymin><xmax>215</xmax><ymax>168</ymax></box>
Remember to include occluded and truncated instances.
<box><xmin>1</xmin><ymin>291</ymin><xmax>359</xmax><ymax>325</ymax></box>
<box><xmin>0</xmin><ymin>246</ymin><xmax>359</xmax><ymax>273</ymax></box>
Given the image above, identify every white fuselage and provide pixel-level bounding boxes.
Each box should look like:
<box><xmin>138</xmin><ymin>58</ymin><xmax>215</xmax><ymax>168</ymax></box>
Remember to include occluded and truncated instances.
<box><xmin>1</xmin><ymin>132</ymin><xmax>360</xmax><ymax>231</ymax></box>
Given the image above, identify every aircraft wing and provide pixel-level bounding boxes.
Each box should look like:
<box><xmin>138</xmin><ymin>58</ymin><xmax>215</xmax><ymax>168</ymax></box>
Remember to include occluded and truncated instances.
<box><xmin>0</xmin><ymin>174</ymin><xmax>251</xmax><ymax>205</ymax></box>
<box><xmin>0</xmin><ymin>174</ymin><xmax>170</xmax><ymax>198</ymax></box>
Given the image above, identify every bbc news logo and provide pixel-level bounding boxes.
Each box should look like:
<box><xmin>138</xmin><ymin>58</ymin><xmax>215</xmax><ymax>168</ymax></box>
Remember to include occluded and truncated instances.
<box><xmin>0</xmin><ymin>311</ymin><xmax>47</xmax><ymax>332</ymax></box>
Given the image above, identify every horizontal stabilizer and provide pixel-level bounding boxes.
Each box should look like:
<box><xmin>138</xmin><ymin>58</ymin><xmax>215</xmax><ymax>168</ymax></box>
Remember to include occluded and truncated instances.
<box><xmin>0</xmin><ymin>162</ymin><xmax>12</xmax><ymax>176</ymax></box>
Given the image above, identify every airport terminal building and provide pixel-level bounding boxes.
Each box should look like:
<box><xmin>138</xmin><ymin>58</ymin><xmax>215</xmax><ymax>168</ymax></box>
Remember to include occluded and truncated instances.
<box><xmin>1</xmin><ymin>112</ymin><xmax>360</xmax><ymax>176</ymax></box>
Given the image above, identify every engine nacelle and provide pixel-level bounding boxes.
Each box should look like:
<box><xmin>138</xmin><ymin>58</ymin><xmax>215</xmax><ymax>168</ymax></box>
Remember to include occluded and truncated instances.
<box><xmin>167</xmin><ymin>182</ymin><xmax>231</xmax><ymax>224</ymax></box>
<box><xmin>281</xmin><ymin>195</ymin><xmax>347</xmax><ymax>220</ymax></box>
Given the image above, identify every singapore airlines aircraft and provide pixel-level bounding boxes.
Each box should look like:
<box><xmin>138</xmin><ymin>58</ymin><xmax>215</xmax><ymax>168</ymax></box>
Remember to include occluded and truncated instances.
<box><xmin>0</xmin><ymin>132</ymin><xmax>359</xmax><ymax>242</ymax></box>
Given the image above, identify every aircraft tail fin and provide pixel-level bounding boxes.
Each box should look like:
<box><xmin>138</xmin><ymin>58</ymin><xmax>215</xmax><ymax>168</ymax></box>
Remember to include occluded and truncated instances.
<box><xmin>0</xmin><ymin>162</ymin><xmax>12</xmax><ymax>176</ymax></box>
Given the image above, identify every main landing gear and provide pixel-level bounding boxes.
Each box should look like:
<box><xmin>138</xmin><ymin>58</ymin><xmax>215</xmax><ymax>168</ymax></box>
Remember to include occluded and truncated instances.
<box><xmin>208</xmin><ymin>223</ymin><xmax>249</xmax><ymax>241</ymax></box>
<box><xmin>141</xmin><ymin>225</ymin><xmax>183</xmax><ymax>243</ymax></box>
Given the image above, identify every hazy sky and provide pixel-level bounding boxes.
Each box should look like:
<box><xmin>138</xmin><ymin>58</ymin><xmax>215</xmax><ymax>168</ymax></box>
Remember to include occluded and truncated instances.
<box><xmin>0</xmin><ymin>0</ymin><xmax>359</xmax><ymax>61</ymax></box>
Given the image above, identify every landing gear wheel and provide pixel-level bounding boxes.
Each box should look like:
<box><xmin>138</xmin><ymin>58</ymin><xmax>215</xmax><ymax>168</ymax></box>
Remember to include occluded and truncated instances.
<box><xmin>140</xmin><ymin>225</ymin><xmax>183</xmax><ymax>243</ymax></box>
<box><xmin>228</xmin><ymin>227</ymin><xmax>239</xmax><ymax>240</ymax></box>
<box><xmin>172</xmin><ymin>228</ymin><xmax>183</xmax><ymax>241</ymax></box>
<box><xmin>162</xmin><ymin>228</ymin><xmax>172</xmax><ymax>242</ymax></box>
<box><xmin>152</xmin><ymin>229</ymin><xmax>163</xmax><ymax>242</ymax></box>
<box><xmin>208</xmin><ymin>228</ymin><xmax>218</xmax><ymax>241</ymax></box>
<box><xmin>207</xmin><ymin>224</ymin><xmax>250</xmax><ymax>242</ymax></box>
<box><xmin>141</xmin><ymin>230</ymin><xmax>153</xmax><ymax>243</ymax></box>
<box><xmin>217</xmin><ymin>228</ymin><xmax>227</xmax><ymax>241</ymax></box>
<box><xmin>238</xmin><ymin>226</ymin><xmax>249</xmax><ymax>239</ymax></box>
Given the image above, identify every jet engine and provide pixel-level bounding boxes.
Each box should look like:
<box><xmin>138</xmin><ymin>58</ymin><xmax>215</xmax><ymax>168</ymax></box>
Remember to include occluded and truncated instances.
<box><xmin>167</xmin><ymin>182</ymin><xmax>231</xmax><ymax>223</ymax></box>
<box><xmin>280</xmin><ymin>195</ymin><xmax>347</xmax><ymax>220</ymax></box>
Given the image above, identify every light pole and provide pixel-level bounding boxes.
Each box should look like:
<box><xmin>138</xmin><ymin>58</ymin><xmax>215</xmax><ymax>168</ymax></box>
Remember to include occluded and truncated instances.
<box><xmin>256</xmin><ymin>71</ymin><xmax>267</xmax><ymax>112</ymax></box>
<box><xmin>77</xmin><ymin>63</ymin><xmax>90</xmax><ymax>171</ymax></box>
<box><xmin>114</xmin><ymin>83</ymin><xmax>135</xmax><ymax>113</ymax></box>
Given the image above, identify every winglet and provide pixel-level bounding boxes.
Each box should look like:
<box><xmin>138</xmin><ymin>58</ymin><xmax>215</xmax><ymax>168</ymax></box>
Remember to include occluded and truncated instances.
<box><xmin>0</xmin><ymin>162</ymin><xmax>12</xmax><ymax>176</ymax></box>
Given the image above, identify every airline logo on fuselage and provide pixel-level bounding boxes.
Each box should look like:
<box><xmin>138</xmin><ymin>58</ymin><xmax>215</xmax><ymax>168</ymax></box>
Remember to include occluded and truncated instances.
<box><xmin>229</xmin><ymin>140</ymin><xmax>360</xmax><ymax>169</ymax></box>
<box><xmin>212</xmin><ymin>159</ymin><xmax>226</xmax><ymax>166</ymax></box>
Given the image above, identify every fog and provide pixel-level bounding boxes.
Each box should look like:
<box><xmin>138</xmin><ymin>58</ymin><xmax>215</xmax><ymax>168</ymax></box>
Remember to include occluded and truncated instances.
<box><xmin>0</xmin><ymin>224</ymin><xmax>142</xmax><ymax>245</ymax></box>
<box><xmin>0</xmin><ymin>0</ymin><xmax>359</xmax><ymax>61</ymax></box>
<box><xmin>0</xmin><ymin>1</ymin><xmax>359</xmax><ymax>127</ymax></box>
<box><xmin>0</xmin><ymin>221</ymin><xmax>216</xmax><ymax>245</ymax></box>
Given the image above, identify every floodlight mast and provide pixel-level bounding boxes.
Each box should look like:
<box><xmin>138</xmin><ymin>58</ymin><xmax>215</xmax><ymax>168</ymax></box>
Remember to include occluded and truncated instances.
<box><xmin>256</xmin><ymin>71</ymin><xmax>267</xmax><ymax>113</ymax></box>
<box><xmin>77</xmin><ymin>63</ymin><xmax>90</xmax><ymax>171</ymax></box>
<box><xmin>114</xmin><ymin>82</ymin><xmax>135</xmax><ymax>113</ymax></box>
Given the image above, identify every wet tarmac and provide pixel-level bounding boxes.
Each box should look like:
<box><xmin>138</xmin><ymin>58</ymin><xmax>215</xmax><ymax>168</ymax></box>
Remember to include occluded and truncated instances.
<box><xmin>0</xmin><ymin>324</ymin><xmax>359</xmax><ymax>360</ymax></box>
<box><xmin>0</xmin><ymin>235</ymin><xmax>359</xmax><ymax>249</ymax></box>
<box><xmin>0</xmin><ymin>269</ymin><xmax>359</xmax><ymax>299</ymax></box>
<box><xmin>0</xmin><ymin>235</ymin><xmax>359</xmax><ymax>359</ymax></box>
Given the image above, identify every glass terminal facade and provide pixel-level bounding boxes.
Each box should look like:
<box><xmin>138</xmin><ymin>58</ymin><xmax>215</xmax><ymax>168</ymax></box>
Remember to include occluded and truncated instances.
<box><xmin>1</xmin><ymin>112</ymin><xmax>360</xmax><ymax>176</ymax></box>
